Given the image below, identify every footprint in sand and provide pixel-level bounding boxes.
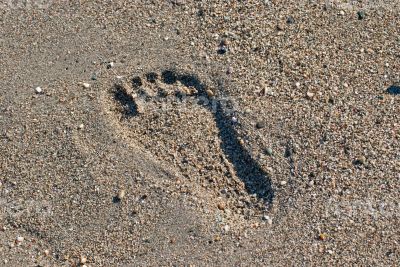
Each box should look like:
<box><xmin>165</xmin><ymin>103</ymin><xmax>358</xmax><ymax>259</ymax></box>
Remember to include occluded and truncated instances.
<box><xmin>109</xmin><ymin>69</ymin><xmax>274</xmax><ymax>209</ymax></box>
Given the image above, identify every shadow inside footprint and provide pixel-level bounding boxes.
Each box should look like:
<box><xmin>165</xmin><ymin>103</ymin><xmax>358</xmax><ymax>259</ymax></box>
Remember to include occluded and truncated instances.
<box><xmin>123</xmin><ymin>70</ymin><xmax>274</xmax><ymax>204</ymax></box>
<box><xmin>112</xmin><ymin>84</ymin><xmax>139</xmax><ymax>117</ymax></box>
<box><xmin>386</xmin><ymin>84</ymin><xmax>400</xmax><ymax>95</ymax></box>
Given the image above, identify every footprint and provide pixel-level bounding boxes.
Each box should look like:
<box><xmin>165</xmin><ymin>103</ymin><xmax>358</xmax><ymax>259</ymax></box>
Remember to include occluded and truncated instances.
<box><xmin>110</xmin><ymin>69</ymin><xmax>274</xmax><ymax>208</ymax></box>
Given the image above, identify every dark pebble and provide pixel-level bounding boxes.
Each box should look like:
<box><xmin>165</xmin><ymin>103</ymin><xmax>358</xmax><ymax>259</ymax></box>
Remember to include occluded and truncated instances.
<box><xmin>217</xmin><ymin>46</ymin><xmax>228</xmax><ymax>55</ymax></box>
<box><xmin>256</xmin><ymin>121</ymin><xmax>266</xmax><ymax>129</ymax></box>
<box><xmin>357</xmin><ymin>10</ymin><xmax>366</xmax><ymax>20</ymax></box>
<box><xmin>286</xmin><ymin>16</ymin><xmax>295</xmax><ymax>24</ymax></box>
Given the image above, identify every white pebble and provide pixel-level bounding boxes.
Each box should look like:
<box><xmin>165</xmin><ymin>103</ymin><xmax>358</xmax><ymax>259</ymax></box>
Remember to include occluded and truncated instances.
<box><xmin>78</xmin><ymin>123</ymin><xmax>84</xmax><ymax>130</ymax></box>
<box><xmin>280</xmin><ymin>180</ymin><xmax>287</xmax><ymax>186</ymax></box>
<box><xmin>295</xmin><ymin>82</ymin><xmax>301</xmax><ymax>88</ymax></box>
<box><xmin>16</xmin><ymin>236</ymin><xmax>24</xmax><ymax>242</ymax></box>
<box><xmin>263</xmin><ymin>215</ymin><xmax>273</xmax><ymax>225</ymax></box>
<box><xmin>35</xmin><ymin>87</ymin><xmax>42</xmax><ymax>94</ymax></box>
<box><xmin>231</xmin><ymin>116</ymin><xmax>238</xmax><ymax>123</ymax></box>
<box><xmin>223</xmin><ymin>225</ymin><xmax>230</xmax><ymax>233</ymax></box>
<box><xmin>81</xmin><ymin>82</ymin><xmax>90</xmax><ymax>88</ymax></box>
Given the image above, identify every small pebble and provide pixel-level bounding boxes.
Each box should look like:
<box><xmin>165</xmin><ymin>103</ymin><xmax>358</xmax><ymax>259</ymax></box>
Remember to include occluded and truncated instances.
<box><xmin>262</xmin><ymin>215</ymin><xmax>273</xmax><ymax>225</ymax></box>
<box><xmin>117</xmin><ymin>189</ymin><xmax>126</xmax><ymax>200</ymax></box>
<box><xmin>217</xmin><ymin>46</ymin><xmax>227</xmax><ymax>55</ymax></box>
<box><xmin>80</xmin><ymin>255</ymin><xmax>87</xmax><ymax>264</ymax></box>
<box><xmin>280</xmin><ymin>180</ymin><xmax>287</xmax><ymax>186</ymax></box>
<box><xmin>357</xmin><ymin>10</ymin><xmax>366</xmax><ymax>20</ymax></box>
<box><xmin>265</xmin><ymin>147</ymin><xmax>273</xmax><ymax>156</ymax></box>
<box><xmin>44</xmin><ymin>249</ymin><xmax>50</xmax><ymax>256</ymax></box>
<box><xmin>107</xmin><ymin>62</ymin><xmax>114</xmax><ymax>69</ymax></box>
<box><xmin>217</xmin><ymin>202</ymin><xmax>225</xmax><ymax>210</ymax></box>
<box><xmin>286</xmin><ymin>16</ymin><xmax>295</xmax><ymax>24</ymax></box>
<box><xmin>78</xmin><ymin>123</ymin><xmax>84</xmax><ymax>130</ymax></box>
<box><xmin>80</xmin><ymin>82</ymin><xmax>90</xmax><ymax>88</ymax></box>
<box><xmin>206</xmin><ymin>89</ymin><xmax>215</xmax><ymax>97</ymax></box>
<box><xmin>306</xmin><ymin>92</ymin><xmax>314</xmax><ymax>99</ymax></box>
<box><xmin>231</xmin><ymin>116</ymin><xmax>238</xmax><ymax>123</ymax></box>
<box><xmin>16</xmin><ymin>236</ymin><xmax>24</xmax><ymax>243</ymax></box>
<box><xmin>35</xmin><ymin>86</ymin><xmax>42</xmax><ymax>94</ymax></box>
<box><xmin>256</xmin><ymin>121</ymin><xmax>266</xmax><ymax>129</ymax></box>
<box><xmin>223</xmin><ymin>225</ymin><xmax>230</xmax><ymax>233</ymax></box>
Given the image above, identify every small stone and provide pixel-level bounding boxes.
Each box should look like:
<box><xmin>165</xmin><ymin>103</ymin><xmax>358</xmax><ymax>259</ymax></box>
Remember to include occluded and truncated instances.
<box><xmin>319</xmin><ymin>233</ymin><xmax>328</xmax><ymax>241</ymax></box>
<box><xmin>265</xmin><ymin>147</ymin><xmax>273</xmax><ymax>156</ymax></box>
<box><xmin>231</xmin><ymin>116</ymin><xmax>238</xmax><ymax>123</ymax></box>
<box><xmin>226</xmin><ymin>66</ymin><xmax>233</xmax><ymax>74</ymax></box>
<box><xmin>107</xmin><ymin>62</ymin><xmax>114</xmax><ymax>69</ymax></box>
<box><xmin>16</xmin><ymin>236</ymin><xmax>24</xmax><ymax>243</ymax></box>
<box><xmin>327</xmin><ymin>250</ymin><xmax>334</xmax><ymax>255</ymax></box>
<box><xmin>223</xmin><ymin>225</ymin><xmax>230</xmax><ymax>233</ymax></box>
<box><xmin>117</xmin><ymin>189</ymin><xmax>126</xmax><ymax>200</ymax></box>
<box><xmin>217</xmin><ymin>46</ymin><xmax>227</xmax><ymax>55</ymax></box>
<box><xmin>353</xmin><ymin>156</ymin><xmax>366</xmax><ymax>165</ymax></box>
<box><xmin>217</xmin><ymin>202</ymin><xmax>225</xmax><ymax>210</ymax></box>
<box><xmin>44</xmin><ymin>249</ymin><xmax>50</xmax><ymax>256</ymax></box>
<box><xmin>306</xmin><ymin>91</ymin><xmax>314</xmax><ymax>99</ymax></box>
<box><xmin>286</xmin><ymin>16</ymin><xmax>295</xmax><ymax>24</ymax></box>
<box><xmin>262</xmin><ymin>215</ymin><xmax>273</xmax><ymax>225</ymax></box>
<box><xmin>206</xmin><ymin>89</ymin><xmax>215</xmax><ymax>97</ymax></box>
<box><xmin>80</xmin><ymin>82</ymin><xmax>90</xmax><ymax>88</ymax></box>
<box><xmin>78</xmin><ymin>124</ymin><xmax>84</xmax><ymax>130</ymax></box>
<box><xmin>339</xmin><ymin>10</ymin><xmax>345</xmax><ymax>16</ymax></box>
<box><xmin>80</xmin><ymin>255</ymin><xmax>87</xmax><ymax>264</ymax></box>
<box><xmin>35</xmin><ymin>86</ymin><xmax>42</xmax><ymax>94</ymax></box>
<box><xmin>357</xmin><ymin>10</ymin><xmax>366</xmax><ymax>20</ymax></box>
<box><xmin>280</xmin><ymin>180</ymin><xmax>287</xmax><ymax>186</ymax></box>
<box><xmin>295</xmin><ymin>82</ymin><xmax>301</xmax><ymax>88</ymax></box>
<box><xmin>256</xmin><ymin>121</ymin><xmax>266</xmax><ymax>129</ymax></box>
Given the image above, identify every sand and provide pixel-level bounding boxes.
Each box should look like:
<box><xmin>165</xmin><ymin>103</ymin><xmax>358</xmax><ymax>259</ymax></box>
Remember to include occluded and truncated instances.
<box><xmin>0</xmin><ymin>0</ymin><xmax>399</xmax><ymax>266</ymax></box>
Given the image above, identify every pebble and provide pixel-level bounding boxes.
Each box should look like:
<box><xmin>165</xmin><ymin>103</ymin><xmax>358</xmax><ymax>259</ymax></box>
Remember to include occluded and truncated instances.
<box><xmin>217</xmin><ymin>46</ymin><xmax>228</xmax><ymax>55</ymax></box>
<box><xmin>117</xmin><ymin>189</ymin><xmax>126</xmax><ymax>200</ymax></box>
<box><xmin>262</xmin><ymin>215</ymin><xmax>273</xmax><ymax>225</ymax></box>
<box><xmin>206</xmin><ymin>89</ymin><xmax>215</xmax><ymax>97</ymax></box>
<box><xmin>107</xmin><ymin>62</ymin><xmax>114</xmax><ymax>69</ymax></box>
<box><xmin>280</xmin><ymin>180</ymin><xmax>287</xmax><ymax>186</ymax></box>
<box><xmin>306</xmin><ymin>91</ymin><xmax>314</xmax><ymax>99</ymax></box>
<box><xmin>265</xmin><ymin>147</ymin><xmax>273</xmax><ymax>156</ymax></box>
<box><xmin>16</xmin><ymin>236</ymin><xmax>24</xmax><ymax>243</ymax></box>
<box><xmin>78</xmin><ymin>123</ymin><xmax>84</xmax><ymax>130</ymax></box>
<box><xmin>256</xmin><ymin>121</ymin><xmax>266</xmax><ymax>129</ymax></box>
<box><xmin>35</xmin><ymin>86</ymin><xmax>42</xmax><ymax>94</ymax></box>
<box><xmin>80</xmin><ymin>255</ymin><xmax>87</xmax><ymax>264</ymax></box>
<box><xmin>231</xmin><ymin>116</ymin><xmax>238</xmax><ymax>123</ymax></box>
<box><xmin>223</xmin><ymin>225</ymin><xmax>230</xmax><ymax>233</ymax></box>
<box><xmin>217</xmin><ymin>202</ymin><xmax>225</xmax><ymax>210</ymax></box>
<box><xmin>44</xmin><ymin>249</ymin><xmax>50</xmax><ymax>256</ymax></box>
<box><xmin>357</xmin><ymin>10</ymin><xmax>366</xmax><ymax>20</ymax></box>
<box><xmin>80</xmin><ymin>82</ymin><xmax>90</xmax><ymax>88</ymax></box>
<box><xmin>295</xmin><ymin>82</ymin><xmax>301</xmax><ymax>88</ymax></box>
<box><xmin>286</xmin><ymin>16</ymin><xmax>295</xmax><ymax>24</ymax></box>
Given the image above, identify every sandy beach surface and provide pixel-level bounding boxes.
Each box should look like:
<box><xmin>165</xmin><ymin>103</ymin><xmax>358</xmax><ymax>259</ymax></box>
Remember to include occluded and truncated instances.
<box><xmin>0</xmin><ymin>1</ymin><xmax>399</xmax><ymax>266</ymax></box>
